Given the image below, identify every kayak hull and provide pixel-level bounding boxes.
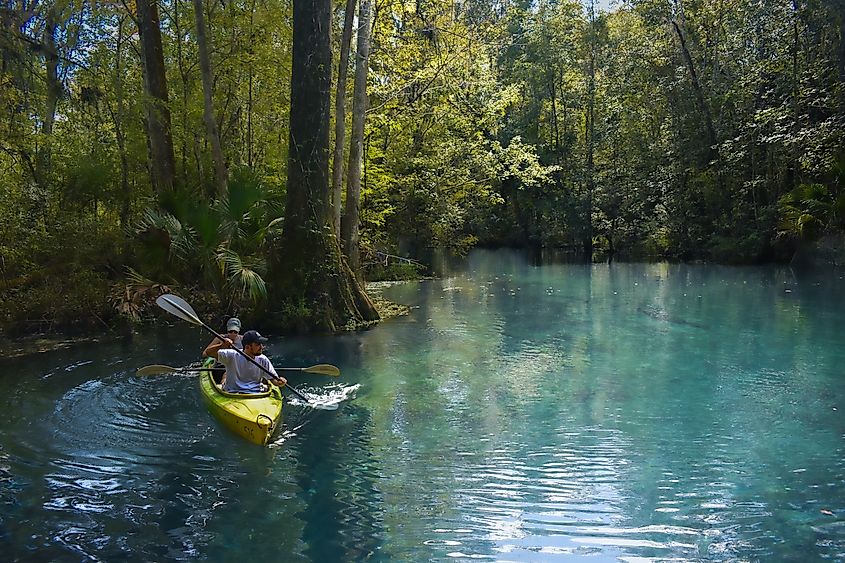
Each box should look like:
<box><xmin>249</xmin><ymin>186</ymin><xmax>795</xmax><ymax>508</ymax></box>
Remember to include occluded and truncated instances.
<box><xmin>198</xmin><ymin>359</ymin><xmax>283</xmax><ymax>446</ymax></box>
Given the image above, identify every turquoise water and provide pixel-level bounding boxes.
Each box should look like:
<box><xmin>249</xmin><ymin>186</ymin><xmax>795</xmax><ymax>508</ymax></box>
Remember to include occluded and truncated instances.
<box><xmin>1</xmin><ymin>249</ymin><xmax>844</xmax><ymax>561</ymax></box>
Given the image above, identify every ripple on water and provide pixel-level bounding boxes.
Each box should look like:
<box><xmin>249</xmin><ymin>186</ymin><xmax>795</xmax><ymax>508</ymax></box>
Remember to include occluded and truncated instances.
<box><xmin>21</xmin><ymin>366</ymin><xmax>224</xmax><ymax>558</ymax></box>
<box><xmin>50</xmin><ymin>375</ymin><xmax>206</xmax><ymax>458</ymax></box>
<box><xmin>411</xmin><ymin>430</ymin><xmax>723</xmax><ymax>562</ymax></box>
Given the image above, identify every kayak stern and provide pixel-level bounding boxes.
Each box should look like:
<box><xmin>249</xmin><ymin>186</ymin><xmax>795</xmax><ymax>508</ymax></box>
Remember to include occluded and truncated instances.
<box><xmin>198</xmin><ymin>361</ymin><xmax>283</xmax><ymax>446</ymax></box>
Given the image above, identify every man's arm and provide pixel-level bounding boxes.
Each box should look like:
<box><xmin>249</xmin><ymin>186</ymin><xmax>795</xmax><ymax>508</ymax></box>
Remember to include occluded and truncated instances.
<box><xmin>261</xmin><ymin>356</ymin><xmax>287</xmax><ymax>387</ymax></box>
<box><xmin>203</xmin><ymin>337</ymin><xmax>233</xmax><ymax>359</ymax></box>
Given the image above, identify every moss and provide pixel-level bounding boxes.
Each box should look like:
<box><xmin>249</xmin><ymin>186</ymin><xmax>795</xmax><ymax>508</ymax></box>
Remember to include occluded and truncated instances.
<box><xmin>370</xmin><ymin>295</ymin><xmax>410</xmax><ymax>320</ymax></box>
<box><xmin>365</xmin><ymin>281</ymin><xmax>411</xmax><ymax>322</ymax></box>
<box><xmin>365</xmin><ymin>261</ymin><xmax>424</xmax><ymax>282</ymax></box>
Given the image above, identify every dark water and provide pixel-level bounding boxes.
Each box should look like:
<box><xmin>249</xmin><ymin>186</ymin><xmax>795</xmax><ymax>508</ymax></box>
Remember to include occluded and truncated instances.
<box><xmin>1</xmin><ymin>249</ymin><xmax>844</xmax><ymax>561</ymax></box>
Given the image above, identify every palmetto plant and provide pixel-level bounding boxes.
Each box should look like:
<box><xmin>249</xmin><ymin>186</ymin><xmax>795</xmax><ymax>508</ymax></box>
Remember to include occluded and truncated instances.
<box><xmin>217</xmin><ymin>247</ymin><xmax>268</xmax><ymax>303</ymax></box>
<box><xmin>778</xmin><ymin>174</ymin><xmax>845</xmax><ymax>240</ymax></box>
<box><xmin>133</xmin><ymin>171</ymin><xmax>283</xmax><ymax>308</ymax></box>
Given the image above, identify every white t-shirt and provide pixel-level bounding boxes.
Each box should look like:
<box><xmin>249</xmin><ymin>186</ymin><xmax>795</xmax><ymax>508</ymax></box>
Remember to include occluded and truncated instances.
<box><xmin>217</xmin><ymin>348</ymin><xmax>278</xmax><ymax>393</ymax></box>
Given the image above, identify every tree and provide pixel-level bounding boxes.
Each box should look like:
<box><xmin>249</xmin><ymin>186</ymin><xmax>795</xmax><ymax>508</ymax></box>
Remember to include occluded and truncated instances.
<box><xmin>342</xmin><ymin>0</ymin><xmax>373</xmax><ymax>276</ymax></box>
<box><xmin>583</xmin><ymin>0</ymin><xmax>598</xmax><ymax>261</ymax></box>
<box><xmin>331</xmin><ymin>0</ymin><xmax>357</xmax><ymax>238</ymax></box>
<box><xmin>270</xmin><ymin>0</ymin><xmax>378</xmax><ymax>330</ymax></box>
<box><xmin>136</xmin><ymin>0</ymin><xmax>177</xmax><ymax>192</ymax></box>
<box><xmin>193</xmin><ymin>0</ymin><xmax>228</xmax><ymax>196</ymax></box>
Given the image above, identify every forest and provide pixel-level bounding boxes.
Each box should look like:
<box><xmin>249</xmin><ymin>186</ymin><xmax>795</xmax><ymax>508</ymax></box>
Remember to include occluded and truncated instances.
<box><xmin>0</xmin><ymin>0</ymin><xmax>843</xmax><ymax>335</ymax></box>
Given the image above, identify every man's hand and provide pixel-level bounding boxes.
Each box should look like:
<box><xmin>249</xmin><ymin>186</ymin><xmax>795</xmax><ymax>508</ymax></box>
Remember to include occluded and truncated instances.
<box><xmin>270</xmin><ymin>377</ymin><xmax>288</xmax><ymax>387</ymax></box>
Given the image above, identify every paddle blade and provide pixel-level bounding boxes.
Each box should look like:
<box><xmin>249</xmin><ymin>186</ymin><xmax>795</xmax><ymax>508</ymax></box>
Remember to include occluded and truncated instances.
<box><xmin>156</xmin><ymin>294</ymin><xmax>201</xmax><ymax>326</ymax></box>
<box><xmin>303</xmin><ymin>364</ymin><xmax>341</xmax><ymax>377</ymax></box>
<box><xmin>136</xmin><ymin>364</ymin><xmax>179</xmax><ymax>376</ymax></box>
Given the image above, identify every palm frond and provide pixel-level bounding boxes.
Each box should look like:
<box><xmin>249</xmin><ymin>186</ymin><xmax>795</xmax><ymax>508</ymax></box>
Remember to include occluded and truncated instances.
<box><xmin>109</xmin><ymin>267</ymin><xmax>172</xmax><ymax>322</ymax></box>
<box><xmin>217</xmin><ymin>247</ymin><xmax>268</xmax><ymax>304</ymax></box>
<box><xmin>136</xmin><ymin>209</ymin><xmax>199</xmax><ymax>264</ymax></box>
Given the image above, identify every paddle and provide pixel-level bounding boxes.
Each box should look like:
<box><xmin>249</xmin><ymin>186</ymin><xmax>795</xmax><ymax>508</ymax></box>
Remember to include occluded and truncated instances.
<box><xmin>136</xmin><ymin>363</ymin><xmax>340</xmax><ymax>377</ymax></box>
<box><xmin>136</xmin><ymin>364</ymin><xmax>223</xmax><ymax>377</ymax></box>
<box><xmin>155</xmin><ymin>293</ymin><xmax>320</xmax><ymax>403</ymax></box>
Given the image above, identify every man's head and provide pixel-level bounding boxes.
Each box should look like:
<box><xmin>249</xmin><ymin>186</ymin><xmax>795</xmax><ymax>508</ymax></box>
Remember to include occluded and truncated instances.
<box><xmin>226</xmin><ymin>317</ymin><xmax>241</xmax><ymax>336</ymax></box>
<box><xmin>241</xmin><ymin>330</ymin><xmax>268</xmax><ymax>354</ymax></box>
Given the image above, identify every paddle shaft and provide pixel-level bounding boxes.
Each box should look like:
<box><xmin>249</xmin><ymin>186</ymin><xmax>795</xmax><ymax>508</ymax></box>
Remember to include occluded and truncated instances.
<box><xmin>163</xmin><ymin>297</ymin><xmax>311</xmax><ymax>402</ymax></box>
<box><xmin>139</xmin><ymin>363</ymin><xmax>337</xmax><ymax>377</ymax></box>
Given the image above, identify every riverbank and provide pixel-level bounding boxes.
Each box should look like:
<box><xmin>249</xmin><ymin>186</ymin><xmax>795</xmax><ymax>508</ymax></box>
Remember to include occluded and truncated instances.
<box><xmin>0</xmin><ymin>335</ymin><xmax>103</xmax><ymax>360</ymax></box>
<box><xmin>0</xmin><ymin>285</ymin><xmax>412</xmax><ymax>361</ymax></box>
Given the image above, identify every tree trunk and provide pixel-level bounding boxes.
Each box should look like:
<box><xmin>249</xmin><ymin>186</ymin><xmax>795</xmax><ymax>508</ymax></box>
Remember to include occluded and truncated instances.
<box><xmin>839</xmin><ymin>5</ymin><xmax>845</xmax><ymax>89</ymax></box>
<box><xmin>173</xmin><ymin>0</ymin><xmax>191</xmax><ymax>187</ymax></box>
<box><xmin>271</xmin><ymin>0</ymin><xmax>378</xmax><ymax>332</ymax></box>
<box><xmin>670</xmin><ymin>17</ymin><xmax>718</xmax><ymax>161</ymax></box>
<box><xmin>583</xmin><ymin>0</ymin><xmax>596</xmax><ymax>263</ymax></box>
<box><xmin>114</xmin><ymin>17</ymin><xmax>131</xmax><ymax>228</ymax></box>
<box><xmin>790</xmin><ymin>0</ymin><xmax>801</xmax><ymax>190</ymax></box>
<box><xmin>35</xmin><ymin>7</ymin><xmax>60</xmax><ymax>192</ymax></box>
<box><xmin>136</xmin><ymin>0</ymin><xmax>177</xmax><ymax>192</ymax></box>
<box><xmin>332</xmin><ymin>0</ymin><xmax>357</xmax><ymax>238</ymax></box>
<box><xmin>548</xmin><ymin>75</ymin><xmax>560</xmax><ymax>154</ymax></box>
<box><xmin>193</xmin><ymin>0</ymin><xmax>228</xmax><ymax>196</ymax></box>
<box><xmin>342</xmin><ymin>0</ymin><xmax>372</xmax><ymax>277</ymax></box>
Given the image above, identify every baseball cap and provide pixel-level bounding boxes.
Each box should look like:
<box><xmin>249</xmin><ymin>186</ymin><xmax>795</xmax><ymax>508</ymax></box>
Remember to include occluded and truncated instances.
<box><xmin>226</xmin><ymin>318</ymin><xmax>241</xmax><ymax>332</ymax></box>
<box><xmin>241</xmin><ymin>330</ymin><xmax>268</xmax><ymax>346</ymax></box>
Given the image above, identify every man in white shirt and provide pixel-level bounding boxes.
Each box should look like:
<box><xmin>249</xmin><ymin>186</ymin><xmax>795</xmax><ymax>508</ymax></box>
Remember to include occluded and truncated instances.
<box><xmin>203</xmin><ymin>330</ymin><xmax>287</xmax><ymax>393</ymax></box>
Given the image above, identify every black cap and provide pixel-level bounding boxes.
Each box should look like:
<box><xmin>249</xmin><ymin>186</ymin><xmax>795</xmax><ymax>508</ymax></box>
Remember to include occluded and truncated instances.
<box><xmin>241</xmin><ymin>330</ymin><xmax>268</xmax><ymax>346</ymax></box>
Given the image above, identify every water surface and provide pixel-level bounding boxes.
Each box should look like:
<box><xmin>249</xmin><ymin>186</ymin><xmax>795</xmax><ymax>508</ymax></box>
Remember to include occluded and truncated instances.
<box><xmin>1</xmin><ymin>250</ymin><xmax>844</xmax><ymax>561</ymax></box>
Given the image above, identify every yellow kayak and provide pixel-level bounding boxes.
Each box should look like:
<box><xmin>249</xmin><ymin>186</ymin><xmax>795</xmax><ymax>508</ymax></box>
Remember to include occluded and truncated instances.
<box><xmin>197</xmin><ymin>358</ymin><xmax>283</xmax><ymax>446</ymax></box>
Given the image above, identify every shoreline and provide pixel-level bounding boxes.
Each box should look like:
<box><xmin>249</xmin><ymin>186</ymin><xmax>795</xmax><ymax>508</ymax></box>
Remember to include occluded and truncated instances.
<box><xmin>0</xmin><ymin>286</ymin><xmax>413</xmax><ymax>361</ymax></box>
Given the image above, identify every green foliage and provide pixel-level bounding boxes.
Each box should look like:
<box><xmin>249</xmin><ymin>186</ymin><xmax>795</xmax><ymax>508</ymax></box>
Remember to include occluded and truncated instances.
<box><xmin>2</xmin><ymin>0</ymin><xmax>845</xmax><ymax>337</ymax></box>
<box><xmin>270</xmin><ymin>297</ymin><xmax>314</xmax><ymax>332</ymax></box>
<box><xmin>109</xmin><ymin>268</ymin><xmax>172</xmax><ymax>323</ymax></box>
<box><xmin>217</xmin><ymin>248</ymin><xmax>268</xmax><ymax>303</ymax></box>
<box><xmin>365</xmin><ymin>260</ymin><xmax>424</xmax><ymax>282</ymax></box>
<box><xmin>1</xmin><ymin>267</ymin><xmax>115</xmax><ymax>334</ymax></box>
<box><xmin>779</xmin><ymin>183</ymin><xmax>840</xmax><ymax>240</ymax></box>
<box><xmin>132</xmin><ymin>173</ymin><xmax>279</xmax><ymax>311</ymax></box>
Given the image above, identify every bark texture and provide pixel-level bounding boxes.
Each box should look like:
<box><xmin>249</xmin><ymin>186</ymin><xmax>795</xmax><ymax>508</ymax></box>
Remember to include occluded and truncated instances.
<box><xmin>331</xmin><ymin>0</ymin><xmax>357</xmax><ymax>238</ymax></box>
<box><xmin>271</xmin><ymin>0</ymin><xmax>378</xmax><ymax>332</ymax></box>
<box><xmin>193</xmin><ymin>0</ymin><xmax>228</xmax><ymax>196</ymax></box>
<box><xmin>342</xmin><ymin>0</ymin><xmax>372</xmax><ymax>276</ymax></box>
<box><xmin>137</xmin><ymin>0</ymin><xmax>177</xmax><ymax>192</ymax></box>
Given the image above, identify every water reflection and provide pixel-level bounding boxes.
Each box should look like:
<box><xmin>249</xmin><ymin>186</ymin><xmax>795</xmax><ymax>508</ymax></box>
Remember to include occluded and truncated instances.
<box><xmin>0</xmin><ymin>250</ymin><xmax>844</xmax><ymax>560</ymax></box>
<box><xmin>358</xmin><ymin>250</ymin><xmax>845</xmax><ymax>561</ymax></box>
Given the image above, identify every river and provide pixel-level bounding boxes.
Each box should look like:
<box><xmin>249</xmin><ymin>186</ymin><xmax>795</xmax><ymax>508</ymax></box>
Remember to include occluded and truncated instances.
<box><xmin>1</xmin><ymin>249</ymin><xmax>844</xmax><ymax>561</ymax></box>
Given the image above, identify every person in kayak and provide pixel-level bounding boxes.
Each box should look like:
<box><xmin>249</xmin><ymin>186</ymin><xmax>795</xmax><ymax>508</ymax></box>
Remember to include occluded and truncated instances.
<box><xmin>202</xmin><ymin>317</ymin><xmax>243</xmax><ymax>384</ymax></box>
<box><xmin>203</xmin><ymin>329</ymin><xmax>287</xmax><ymax>393</ymax></box>
<box><xmin>204</xmin><ymin>317</ymin><xmax>243</xmax><ymax>351</ymax></box>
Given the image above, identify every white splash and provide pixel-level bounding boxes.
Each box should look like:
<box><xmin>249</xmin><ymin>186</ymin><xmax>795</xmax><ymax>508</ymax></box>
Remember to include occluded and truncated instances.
<box><xmin>287</xmin><ymin>383</ymin><xmax>360</xmax><ymax>410</ymax></box>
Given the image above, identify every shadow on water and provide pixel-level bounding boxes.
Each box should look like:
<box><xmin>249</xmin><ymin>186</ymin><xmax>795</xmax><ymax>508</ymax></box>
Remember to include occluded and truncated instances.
<box><xmin>291</xmin><ymin>404</ymin><xmax>387</xmax><ymax>561</ymax></box>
